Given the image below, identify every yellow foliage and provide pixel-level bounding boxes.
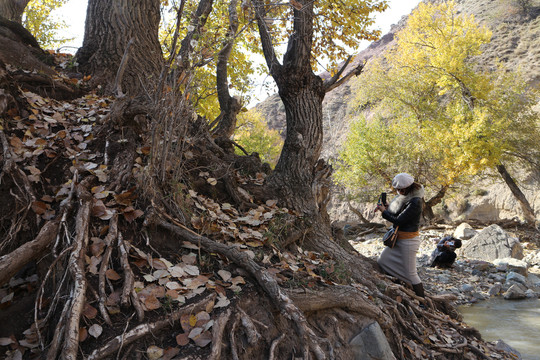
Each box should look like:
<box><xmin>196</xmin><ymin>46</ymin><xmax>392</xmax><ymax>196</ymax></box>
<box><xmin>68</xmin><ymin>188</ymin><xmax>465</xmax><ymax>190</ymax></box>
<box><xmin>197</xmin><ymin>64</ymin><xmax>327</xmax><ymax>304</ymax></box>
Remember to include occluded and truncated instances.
<box><xmin>233</xmin><ymin>110</ymin><xmax>283</xmax><ymax>167</ymax></box>
<box><xmin>339</xmin><ymin>1</ymin><xmax>540</xmax><ymax>198</ymax></box>
<box><xmin>23</xmin><ymin>0</ymin><xmax>70</xmax><ymax>49</ymax></box>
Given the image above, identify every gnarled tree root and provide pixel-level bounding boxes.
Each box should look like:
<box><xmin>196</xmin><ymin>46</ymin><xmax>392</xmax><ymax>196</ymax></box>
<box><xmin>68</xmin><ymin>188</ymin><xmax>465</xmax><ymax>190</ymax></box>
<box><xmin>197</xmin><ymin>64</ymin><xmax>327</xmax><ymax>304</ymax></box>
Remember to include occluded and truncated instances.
<box><xmin>87</xmin><ymin>294</ymin><xmax>216</xmax><ymax>360</ymax></box>
<box><xmin>155</xmin><ymin>214</ymin><xmax>327</xmax><ymax>359</ymax></box>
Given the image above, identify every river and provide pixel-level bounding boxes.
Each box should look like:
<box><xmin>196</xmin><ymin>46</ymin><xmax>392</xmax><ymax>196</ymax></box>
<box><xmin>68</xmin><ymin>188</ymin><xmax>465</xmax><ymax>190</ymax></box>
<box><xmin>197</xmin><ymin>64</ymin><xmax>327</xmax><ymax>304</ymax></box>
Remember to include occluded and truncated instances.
<box><xmin>459</xmin><ymin>298</ymin><xmax>540</xmax><ymax>360</ymax></box>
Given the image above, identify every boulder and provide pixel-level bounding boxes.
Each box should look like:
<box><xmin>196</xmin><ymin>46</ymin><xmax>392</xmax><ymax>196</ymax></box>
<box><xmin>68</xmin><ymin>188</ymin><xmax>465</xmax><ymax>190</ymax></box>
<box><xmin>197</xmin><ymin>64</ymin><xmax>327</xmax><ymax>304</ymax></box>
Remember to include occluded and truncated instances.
<box><xmin>488</xmin><ymin>283</ymin><xmax>502</xmax><ymax>297</ymax></box>
<box><xmin>350</xmin><ymin>322</ymin><xmax>396</xmax><ymax>360</ymax></box>
<box><xmin>503</xmin><ymin>284</ymin><xmax>527</xmax><ymax>300</ymax></box>
<box><xmin>493</xmin><ymin>258</ymin><xmax>528</xmax><ymax>276</ymax></box>
<box><xmin>453</xmin><ymin>223</ymin><xmax>477</xmax><ymax>240</ymax></box>
<box><xmin>494</xmin><ymin>340</ymin><xmax>522</xmax><ymax>359</ymax></box>
<box><xmin>505</xmin><ymin>272</ymin><xmax>528</xmax><ymax>286</ymax></box>
<box><xmin>458</xmin><ymin>224</ymin><xmax>523</xmax><ymax>261</ymax></box>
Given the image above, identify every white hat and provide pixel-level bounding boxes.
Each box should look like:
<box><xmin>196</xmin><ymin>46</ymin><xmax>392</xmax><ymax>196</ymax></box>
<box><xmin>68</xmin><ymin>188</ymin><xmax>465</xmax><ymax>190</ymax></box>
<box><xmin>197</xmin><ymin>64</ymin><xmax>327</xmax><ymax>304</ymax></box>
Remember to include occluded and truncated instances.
<box><xmin>392</xmin><ymin>173</ymin><xmax>414</xmax><ymax>189</ymax></box>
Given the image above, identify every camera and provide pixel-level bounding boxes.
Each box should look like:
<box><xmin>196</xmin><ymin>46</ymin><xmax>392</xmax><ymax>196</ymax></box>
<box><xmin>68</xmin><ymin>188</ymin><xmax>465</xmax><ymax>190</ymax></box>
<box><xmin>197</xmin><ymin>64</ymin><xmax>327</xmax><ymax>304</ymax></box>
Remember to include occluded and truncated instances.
<box><xmin>378</xmin><ymin>192</ymin><xmax>387</xmax><ymax>206</ymax></box>
<box><xmin>447</xmin><ymin>241</ymin><xmax>455</xmax><ymax>246</ymax></box>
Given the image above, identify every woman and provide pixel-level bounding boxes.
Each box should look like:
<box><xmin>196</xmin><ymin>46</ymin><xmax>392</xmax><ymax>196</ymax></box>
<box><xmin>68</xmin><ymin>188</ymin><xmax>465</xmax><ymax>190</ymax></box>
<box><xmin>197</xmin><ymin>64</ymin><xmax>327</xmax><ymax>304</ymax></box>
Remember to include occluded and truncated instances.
<box><xmin>375</xmin><ymin>173</ymin><xmax>425</xmax><ymax>298</ymax></box>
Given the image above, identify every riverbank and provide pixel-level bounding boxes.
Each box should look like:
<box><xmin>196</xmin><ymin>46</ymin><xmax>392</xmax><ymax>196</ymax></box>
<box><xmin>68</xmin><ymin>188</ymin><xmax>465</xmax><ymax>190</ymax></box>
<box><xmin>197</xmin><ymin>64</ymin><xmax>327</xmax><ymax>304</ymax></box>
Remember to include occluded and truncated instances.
<box><xmin>350</xmin><ymin>223</ymin><xmax>540</xmax><ymax>305</ymax></box>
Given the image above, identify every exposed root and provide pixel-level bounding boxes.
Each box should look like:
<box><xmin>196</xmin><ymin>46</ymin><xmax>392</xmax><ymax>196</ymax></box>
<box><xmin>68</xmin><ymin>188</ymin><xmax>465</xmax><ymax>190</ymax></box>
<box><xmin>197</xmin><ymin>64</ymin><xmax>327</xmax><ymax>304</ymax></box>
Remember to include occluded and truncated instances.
<box><xmin>0</xmin><ymin>220</ymin><xmax>59</xmax><ymax>286</ymax></box>
<box><xmin>98</xmin><ymin>215</ymin><xmax>118</xmax><ymax>326</ymax></box>
<box><xmin>229</xmin><ymin>316</ymin><xmax>240</xmax><ymax>360</ymax></box>
<box><xmin>87</xmin><ymin>294</ymin><xmax>216</xmax><ymax>360</ymax></box>
<box><xmin>62</xmin><ymin>182</ymin><xmax>92</xmax><ymax>360</ymax></box>
<box><xmin>155</xmin><ymin>213</ymin><xmax>327</xmax><ymax>359</ymax></box>
<box><xmin>238</xmin><ymin>306</ymin><xmax>261</xmax><ymax>344</ymax></box>
<box><xmin>209</xmin><ymin>308</ymin><xmax>231</xmax><ymax>360</ymax></box>
<box><xmin>269</xmin><ymin>334</ymin><xmax>285</xmax><ymax>360</ymax></box>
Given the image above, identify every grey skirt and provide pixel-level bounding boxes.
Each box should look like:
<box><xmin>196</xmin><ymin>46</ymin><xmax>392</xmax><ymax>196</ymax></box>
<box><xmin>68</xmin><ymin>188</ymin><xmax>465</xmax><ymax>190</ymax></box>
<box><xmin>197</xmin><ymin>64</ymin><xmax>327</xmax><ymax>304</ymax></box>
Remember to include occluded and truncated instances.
<box><xmin>377</xmin><ymin>236</ymin><xmax>421</xmax><ymax>285</ymax></box>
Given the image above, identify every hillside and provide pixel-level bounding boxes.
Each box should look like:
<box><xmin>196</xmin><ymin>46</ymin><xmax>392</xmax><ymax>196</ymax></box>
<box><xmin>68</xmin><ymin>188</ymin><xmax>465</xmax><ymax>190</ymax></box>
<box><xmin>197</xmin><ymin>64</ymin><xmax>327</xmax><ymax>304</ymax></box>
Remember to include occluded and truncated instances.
<box><xmin>256</xmin><ymin>0</ymin><xmax>540</xmax><ymax>223</ymax></box>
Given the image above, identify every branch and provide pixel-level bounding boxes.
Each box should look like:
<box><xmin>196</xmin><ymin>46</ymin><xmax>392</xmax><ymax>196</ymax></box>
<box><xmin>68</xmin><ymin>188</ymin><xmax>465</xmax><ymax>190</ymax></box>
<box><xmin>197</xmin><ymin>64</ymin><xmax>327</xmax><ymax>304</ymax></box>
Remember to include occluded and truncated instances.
<box><xmin>251</xmin><ymin>0</ymin><xmax>281</xmax><ymax>74</ymax></box>
<box><xmin>324</xmin><ymin>58</ymin><xmax>365</xmax><ymax>93</ymax></box>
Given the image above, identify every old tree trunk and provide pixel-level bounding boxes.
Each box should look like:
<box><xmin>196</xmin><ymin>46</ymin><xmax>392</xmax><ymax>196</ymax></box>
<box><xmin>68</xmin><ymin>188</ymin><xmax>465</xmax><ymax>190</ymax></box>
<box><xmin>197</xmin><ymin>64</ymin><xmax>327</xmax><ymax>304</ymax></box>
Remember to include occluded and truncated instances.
<box><xmin>0</xmin><ymin>0</ymin><xmax>29</xmax><ymax>22</ymax></box>
<box><xmin>76</xmin><ymin>0</ymin><xmax>163</xmax><ymax>95</ymax></box>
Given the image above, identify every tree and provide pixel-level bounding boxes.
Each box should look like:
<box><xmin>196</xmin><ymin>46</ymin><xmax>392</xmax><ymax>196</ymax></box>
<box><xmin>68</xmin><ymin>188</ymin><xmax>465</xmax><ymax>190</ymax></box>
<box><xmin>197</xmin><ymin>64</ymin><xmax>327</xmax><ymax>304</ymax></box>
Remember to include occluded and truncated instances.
<box><xmin>233</xmin><ymin>109</ymin><xmax>283</xmax><ymax>167</ymax></box>
<box><xmin>0</xmin><ymin>0</ymin><xmax>30</xmax><ymax>22</ymax></box>
<box><xmin>22</xmin><ymin>0</ymin><xmax>70</xmax><ymax>49</ymax></box>
<box><xmin>76</xmin><ymin>0</ymin><xmax>164</xmax><ymax>96</ymax></box>
<box><xmin>338</xmin><ymin>1</ymin><xmax>539</xmax><ymax>223</ymax></box>
<box><xmin>250</xmin><ymin>0</ymin><xmax>387</xmax><ymax>240</ymax></box>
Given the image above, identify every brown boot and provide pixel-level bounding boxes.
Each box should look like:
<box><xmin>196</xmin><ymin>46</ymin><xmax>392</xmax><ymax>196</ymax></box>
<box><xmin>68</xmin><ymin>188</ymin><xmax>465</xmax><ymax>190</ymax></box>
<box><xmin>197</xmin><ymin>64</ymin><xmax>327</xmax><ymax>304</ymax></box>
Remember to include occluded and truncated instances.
<box><xmin>412</xmin><ymin>283</ymin><xmax>425</xmax><ymax>298</ymax></box>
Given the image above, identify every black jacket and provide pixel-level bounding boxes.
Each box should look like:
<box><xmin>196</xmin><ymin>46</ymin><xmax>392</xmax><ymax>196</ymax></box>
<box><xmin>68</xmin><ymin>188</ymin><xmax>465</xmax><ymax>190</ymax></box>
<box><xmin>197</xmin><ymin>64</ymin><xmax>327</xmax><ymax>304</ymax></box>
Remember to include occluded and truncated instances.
<box><xmin>382</xmin><ymin>197</ymin><xmax>423</xmax><ymax>232</ymax></box>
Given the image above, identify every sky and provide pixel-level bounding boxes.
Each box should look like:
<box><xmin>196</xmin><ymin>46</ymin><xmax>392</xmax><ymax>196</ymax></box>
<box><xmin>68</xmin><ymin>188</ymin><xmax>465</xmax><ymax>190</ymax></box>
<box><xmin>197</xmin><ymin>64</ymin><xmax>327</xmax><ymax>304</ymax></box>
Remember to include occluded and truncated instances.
<box><xmin>54</xmin><ymin>0</ymin><xmax>422</xmax><ymax>103</ymax></box>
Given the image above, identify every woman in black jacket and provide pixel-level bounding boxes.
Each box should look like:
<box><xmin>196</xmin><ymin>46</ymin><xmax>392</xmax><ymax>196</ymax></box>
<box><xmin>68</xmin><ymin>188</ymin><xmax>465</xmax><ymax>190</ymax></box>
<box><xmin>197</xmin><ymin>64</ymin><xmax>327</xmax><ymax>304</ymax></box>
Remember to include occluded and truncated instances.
<box><xmin>375</xmin><ymin>173</ymin><xmax>425</xmax><ymax>298</ymax></box>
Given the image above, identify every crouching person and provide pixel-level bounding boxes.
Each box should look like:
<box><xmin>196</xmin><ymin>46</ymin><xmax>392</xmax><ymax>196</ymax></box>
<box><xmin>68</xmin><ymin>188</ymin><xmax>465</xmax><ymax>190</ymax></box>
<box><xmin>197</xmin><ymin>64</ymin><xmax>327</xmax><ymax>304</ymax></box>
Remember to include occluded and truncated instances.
<box><xmin>429</xmin><ymin>236</ymin><xmax>462</xmax><ymax>268</ymax></box>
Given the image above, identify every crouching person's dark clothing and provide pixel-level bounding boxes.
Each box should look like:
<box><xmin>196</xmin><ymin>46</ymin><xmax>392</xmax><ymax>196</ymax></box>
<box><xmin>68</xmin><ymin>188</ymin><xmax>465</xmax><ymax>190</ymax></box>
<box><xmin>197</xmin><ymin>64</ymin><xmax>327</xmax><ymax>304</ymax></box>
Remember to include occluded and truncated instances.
<box><xmin>429</xmin><ymin>236</ymin><xmax>462</xmax><ymax>268</ymax></box>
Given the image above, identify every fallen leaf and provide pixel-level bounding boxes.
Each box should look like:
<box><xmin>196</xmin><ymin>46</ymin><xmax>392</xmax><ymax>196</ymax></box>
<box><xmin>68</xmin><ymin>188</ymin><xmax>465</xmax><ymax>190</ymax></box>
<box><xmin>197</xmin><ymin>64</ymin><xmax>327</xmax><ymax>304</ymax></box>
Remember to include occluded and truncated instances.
<box><xmin>105</xmin><ymin>269</ymin><xmax>121</xmax><ymax>281</ymax></box>
<box><xmin>183</xmin><ymin>265</ymin><xmax>199</xmax><ymax>276</ymax></box>
<box><xmin>0</xmin><ymin>337</ymin><xmax>15</xmax><ymax>346</ymax></box>
<box><xmin>217</xmin><ymin>270</ymin><xmax>231</xmax><ymax>282</ymax></box>
<box><xmin>83</xmin><ymin>304</ymin><xmax>98</xmax><ymax>319</ymax></box>
<box><xmin>166</xmin><ymin>281</ymin><xmax>181</xmax><ymax>290</ymax></box>
<box><xmin>169</xmin><ymin>265</ymin><xmax>185</xmax><ymax>278</ymax></box>
<box><xmin>147</xmin><ymin>345</ymin><xmax>163</xmax><ymax>360</ymax></box>
<box><xmin>123</xmin><ymin>207</ymin><xmax>144</xmax><ymax>223</ymax></box>
<box><xmin>191</xmin><ymin>329</ymin><xmax>212</xmax><ymax>347</ymax></box>
<box><xmin>88</xmin><ymin>324</ymin><xmax>103</xmax><ymax>338</ymax></box>
<box><xmin>163</xmin><ymin>347</ymin><xmax>180</xmax><ymax>360</ymax></box>
<box><xmin>182</xmin><ymin>253</ymin><xmax>197</xmax><ymax>265</ymax></box>
<box><xmin>79</xmin><ymin>327</ymin><xmax>88</xmax><ymax>342</ymax></box>
<box><xmin>31</xmin><ymin>201</ymin><xmax>48</xmax><ymax>215</ymax></box>
<box><xmin>215</xmin><ymin>296</ymin><xmax>230</xmax><ymax>308</ymax></box>
<box><xmin>176</xmin><ymin>332</ymin><xmax>189</xmax><ymax>346</ymax></box>
<box><xmin>180</xmin><ymin>314</ymin><xmax>192</xmax><ymax>332</ymax></box>
<box><xmin>144</xmin><ymin>295</ymin><xmax>161</xmax><ymax>310</ymax></box>
<box><xmin>207</xmin><ymin>178</ymin><xmax>217</xmax><ymax>186</ymax></box>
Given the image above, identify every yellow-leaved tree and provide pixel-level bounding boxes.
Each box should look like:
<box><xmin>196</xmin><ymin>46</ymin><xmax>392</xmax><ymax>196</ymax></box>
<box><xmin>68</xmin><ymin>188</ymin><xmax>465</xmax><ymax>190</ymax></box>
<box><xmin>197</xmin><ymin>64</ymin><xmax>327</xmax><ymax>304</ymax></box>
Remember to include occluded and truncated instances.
<box><xmin>233</xmin><ymin>109</ymin><xmax>283</xmax><ymax>167</ymax></box>
<box><xmin>23</xmin><ymin>0</ymin><xmax>70</xmax><ymax>49</ymax></box>
<box><xmin>336</xmin><ymin>1</ymin><xmax>540</xmax><ymax>222</ymax></box>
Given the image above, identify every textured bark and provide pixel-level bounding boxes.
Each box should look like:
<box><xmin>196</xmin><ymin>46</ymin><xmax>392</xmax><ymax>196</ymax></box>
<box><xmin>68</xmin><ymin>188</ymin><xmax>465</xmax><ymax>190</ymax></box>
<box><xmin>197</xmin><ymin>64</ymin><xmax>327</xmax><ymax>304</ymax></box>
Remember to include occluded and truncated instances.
<box><xmin>76</xmin><ymin>0</ymin><xmax>163</xmax><ymax>95</ymax></box>
<box><xmin>496</xmin><ymin>164</ymin><xmax>536</xmax><ymax>225</ymax></box>
<box><xmin>0</xmin><ymin>0</ymin><xmax>29</xmax><ymax>23</ymax></box>
<box><xmin>212</xmin><ymin>0</ymin><xmax>242</xmax><ymax>139</ymax></box>
<box><xmin>424</xmin><ymin>185</ymin><xmax>448</xmax><ymax>220</ymax></box>
<box><xmin>0</xmin><ymin>220</ymin><xmax>59</xmax><ymax>287</ymax></box>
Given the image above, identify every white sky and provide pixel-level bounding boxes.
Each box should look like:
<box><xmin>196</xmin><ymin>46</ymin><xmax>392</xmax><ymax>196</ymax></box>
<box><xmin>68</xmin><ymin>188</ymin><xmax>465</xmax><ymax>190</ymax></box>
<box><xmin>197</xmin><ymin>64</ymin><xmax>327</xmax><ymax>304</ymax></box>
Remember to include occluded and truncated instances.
<box><xmin>54</xmin><ymin>0</ymin><xmax>422</xmax><ymax>103</ymax></box>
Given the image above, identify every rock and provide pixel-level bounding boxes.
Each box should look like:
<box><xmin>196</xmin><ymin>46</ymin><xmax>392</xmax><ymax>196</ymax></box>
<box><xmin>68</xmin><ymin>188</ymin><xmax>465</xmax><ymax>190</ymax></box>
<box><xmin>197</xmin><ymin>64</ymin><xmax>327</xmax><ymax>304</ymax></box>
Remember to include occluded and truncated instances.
<box><xmin>454</xmin><ymin>223</ymin><xmax>477</xmax><ymax>240</ymax></box>
<box><xmin>528</xmin><ymin>274</ymin><xmax>540</xmax><ymax>287</ymax></box>
<box><xmin>488</xmin><ymin>283</ymin><xmax>502</xmax><ymax>296</ymax></box>
<box><xmin>505</xmin><ymin>272</ymin><xmax>528</xmax><ymax>286</ymax></box>
<box><xmin>503</xmin><ymin>284</ymin><xmax>527</xmax><ymax>300</ymax></box>
<box><xmin>525</xmin><ymin>289</ymin><xmax>537</xmax><ymax>298</ymax></box>
<box><xmin>349</xmin><ymin>322</ymin><xmax>396</xmax><ymax>360</ymax></box>
<box><xmin>472</xmin><ymin>261</ymin><xmax>491</xmax><ymax>271</ymax></box>
<box><xmin>493</xmin><ymin>258</ymin><xmax>528</xmax><ymax>276</ymax></box>
<box><xmin>461</xmin><ymin>284</ymin><xmax>474</xmax><ymax>292</ymax></box>
<box><xmin>458</xmin><ymin>224</ymin><xmax>523</xmax><ymax>261</ymax></box>
<box><xmin>494</xmin><ymin>340</ymin><xmax>522</xmax><ymax>359</ymax></box>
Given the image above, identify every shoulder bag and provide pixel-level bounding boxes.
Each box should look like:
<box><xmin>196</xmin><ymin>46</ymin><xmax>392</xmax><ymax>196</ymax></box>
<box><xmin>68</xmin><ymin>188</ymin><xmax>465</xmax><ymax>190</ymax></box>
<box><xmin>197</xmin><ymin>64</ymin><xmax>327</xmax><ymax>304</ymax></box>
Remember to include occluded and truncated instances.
<box><xmin>382</xmin><ymin>226</ymin><xmax>399</xmax><ymax>248</ymax></box>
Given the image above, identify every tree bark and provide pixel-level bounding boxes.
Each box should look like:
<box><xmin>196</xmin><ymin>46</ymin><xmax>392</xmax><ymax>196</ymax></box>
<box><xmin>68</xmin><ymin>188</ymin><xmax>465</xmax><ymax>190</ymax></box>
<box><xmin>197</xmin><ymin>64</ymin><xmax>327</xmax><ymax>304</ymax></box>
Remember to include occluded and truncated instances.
<box><xmin>212</xmin><ymin>0</ymin><xmax>242</xmax><ymax>139</ymax></box>
<box><xmin>252</xmin><ymin>0</ymin><xmax>324</xmax><ymax>218</ymax></box>
<box><xmin>496</xmin><ymin>164</ymin><xmax>536</xmax><ymax>225</ymax></box>
<box><xmin>0</xmin><ymin>0</ymin><xmax>29</xmax><ymax>23</ymax></box>
<box><xmin>76</xmin><ymin>0</ymin><xmax>163</xmax><ymax>96</ymax></box>
<box><xmin>0</xmin><ymin>220</ymin><xmax>59</xmax><ymax>287</ymax></box>
<box><xmin>424</xmin><ymin>185</ymin><xmax>448</xmax><ymax>221</ymax></box>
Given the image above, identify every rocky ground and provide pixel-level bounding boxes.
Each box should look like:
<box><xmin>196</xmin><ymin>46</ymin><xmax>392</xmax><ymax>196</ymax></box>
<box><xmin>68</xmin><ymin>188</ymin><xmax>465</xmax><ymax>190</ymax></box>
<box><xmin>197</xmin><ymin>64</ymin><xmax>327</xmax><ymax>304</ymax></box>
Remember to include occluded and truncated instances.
<box><xmin>349</xmin><ymin>223</ymin><xmax>540</xmax><ymax>305</ymax></box>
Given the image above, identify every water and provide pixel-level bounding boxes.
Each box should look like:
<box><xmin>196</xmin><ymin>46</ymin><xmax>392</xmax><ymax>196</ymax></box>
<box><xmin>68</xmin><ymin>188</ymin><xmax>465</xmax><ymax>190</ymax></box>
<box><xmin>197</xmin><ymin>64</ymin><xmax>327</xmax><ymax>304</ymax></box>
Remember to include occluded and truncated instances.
<box><xmin>459</xmin><ymin>298</ymin><xmax>540</xmax><ymax>360</ymax></box>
